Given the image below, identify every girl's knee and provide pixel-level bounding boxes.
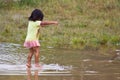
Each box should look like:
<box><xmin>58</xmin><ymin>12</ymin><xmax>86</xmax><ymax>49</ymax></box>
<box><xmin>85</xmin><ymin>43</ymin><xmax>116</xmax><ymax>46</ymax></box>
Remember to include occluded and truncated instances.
<box><xmin>33</xmin><ymin>46</ymin><xmax>40</xmax><ymax>53</ymax></box>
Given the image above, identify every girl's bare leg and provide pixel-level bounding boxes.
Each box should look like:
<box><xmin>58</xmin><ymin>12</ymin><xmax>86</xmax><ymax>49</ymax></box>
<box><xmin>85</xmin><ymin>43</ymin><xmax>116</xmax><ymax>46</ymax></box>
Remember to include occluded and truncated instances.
<box><xmin>34</xmin><ymin>46</ymin><xmax>40</xmax><ymax>67</ymax></box>
<box><xmin>27</xmin><ymin>48</ymin><xmax>34</xmax><ymax>68</ymax></box>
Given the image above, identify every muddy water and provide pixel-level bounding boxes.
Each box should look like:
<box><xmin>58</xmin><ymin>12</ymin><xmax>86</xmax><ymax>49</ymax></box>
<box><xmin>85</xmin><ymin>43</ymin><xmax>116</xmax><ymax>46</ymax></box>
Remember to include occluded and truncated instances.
<box><xmin>0</xmin><ymin>43</ymin><xmax>120</xmax><ymax>80</ymax></box>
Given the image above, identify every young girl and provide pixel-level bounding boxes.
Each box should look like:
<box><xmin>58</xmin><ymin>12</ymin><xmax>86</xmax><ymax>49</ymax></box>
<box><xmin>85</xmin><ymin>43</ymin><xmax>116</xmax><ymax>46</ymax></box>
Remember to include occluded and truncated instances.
<box><xmin>24</xmin><ymin>9</ymin><xmax>58</xmax><ymax>68</ymax></box>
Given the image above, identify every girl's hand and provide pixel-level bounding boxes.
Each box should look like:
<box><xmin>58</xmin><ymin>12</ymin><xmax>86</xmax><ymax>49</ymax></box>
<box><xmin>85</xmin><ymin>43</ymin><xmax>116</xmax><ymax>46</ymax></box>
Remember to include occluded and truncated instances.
<box><xmin>54</xmin><ymin>21</ymin><xmax>58</xmax><ymax>25</ymax></box>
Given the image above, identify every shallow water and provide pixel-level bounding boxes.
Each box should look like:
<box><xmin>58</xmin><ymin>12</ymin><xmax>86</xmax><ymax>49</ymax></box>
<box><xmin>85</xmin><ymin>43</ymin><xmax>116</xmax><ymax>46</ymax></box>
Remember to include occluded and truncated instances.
<box><xmin>0</xmin><ymin>43</ymin><xmax>120</xmax><ymax>80</ymax></box>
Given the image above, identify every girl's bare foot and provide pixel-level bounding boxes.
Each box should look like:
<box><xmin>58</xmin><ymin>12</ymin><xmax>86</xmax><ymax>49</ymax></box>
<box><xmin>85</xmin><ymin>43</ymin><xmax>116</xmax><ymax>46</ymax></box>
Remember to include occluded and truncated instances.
<box><xmin>35</xmin><ymin>64</ymin><xmax>41</xmax><ymax>67</ymax></box>
<box><xmin>26</xmin><ymin>63</ymin><xmax>31</xmax><ymax>68</ymax></box>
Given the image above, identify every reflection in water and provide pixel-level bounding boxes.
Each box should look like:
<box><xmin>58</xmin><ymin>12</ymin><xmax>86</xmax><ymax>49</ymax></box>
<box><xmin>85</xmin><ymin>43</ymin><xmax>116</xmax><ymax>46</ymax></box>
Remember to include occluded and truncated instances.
<box><xmin>27</xmin><ymin>68</ymin><xmax>39</xmax><ymax>80</ymax></box>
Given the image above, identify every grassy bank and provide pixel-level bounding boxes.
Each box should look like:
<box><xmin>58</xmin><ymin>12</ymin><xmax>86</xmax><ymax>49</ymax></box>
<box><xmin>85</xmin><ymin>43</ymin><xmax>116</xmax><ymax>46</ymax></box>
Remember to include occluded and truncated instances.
<box><xmin>0</xmin><ymin>0</ymin><xmax>120</xmax><ymax>49</ymax></box>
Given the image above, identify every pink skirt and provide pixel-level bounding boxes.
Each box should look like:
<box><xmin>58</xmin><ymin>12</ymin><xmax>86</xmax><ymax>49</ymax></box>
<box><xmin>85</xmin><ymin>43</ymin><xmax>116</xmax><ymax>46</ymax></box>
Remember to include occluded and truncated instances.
<box><xmin>24</xmin><ymin>40</ymin><xmax>40</xmax><ymax>48</ymax></box>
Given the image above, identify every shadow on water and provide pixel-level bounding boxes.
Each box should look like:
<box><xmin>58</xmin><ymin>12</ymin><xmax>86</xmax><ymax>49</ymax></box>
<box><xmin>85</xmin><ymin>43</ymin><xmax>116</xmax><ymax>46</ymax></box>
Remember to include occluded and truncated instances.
<box><xmin>0</xmin><ymin>42</ymin><xmax>120</xmax><ymax>80</ymax></box>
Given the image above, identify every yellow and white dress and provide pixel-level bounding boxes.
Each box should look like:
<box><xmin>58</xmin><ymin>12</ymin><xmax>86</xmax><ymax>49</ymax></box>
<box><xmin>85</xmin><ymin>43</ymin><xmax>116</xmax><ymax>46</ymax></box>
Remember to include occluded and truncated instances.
<box><xmin>24</xmin><ymin>21</ymin><xmax>41</xmax><ymax>48</ymax></box>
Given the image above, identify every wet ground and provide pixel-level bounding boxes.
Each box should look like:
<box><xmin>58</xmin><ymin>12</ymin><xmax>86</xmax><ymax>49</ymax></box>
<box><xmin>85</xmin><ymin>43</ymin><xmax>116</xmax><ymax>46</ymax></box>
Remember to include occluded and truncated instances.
<box><xmin>0</xmin><ymin>43</ymin><xmax>120</xmax><ymax>80</ymax></box>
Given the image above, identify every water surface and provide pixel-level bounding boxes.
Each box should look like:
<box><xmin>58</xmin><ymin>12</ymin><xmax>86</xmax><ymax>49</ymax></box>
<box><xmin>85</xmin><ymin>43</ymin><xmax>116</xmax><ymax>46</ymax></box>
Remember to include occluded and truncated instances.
<box><xmin>0</xmin><ymin>43</ymin><xmax>120</xmax><ymax>80</ymax></box>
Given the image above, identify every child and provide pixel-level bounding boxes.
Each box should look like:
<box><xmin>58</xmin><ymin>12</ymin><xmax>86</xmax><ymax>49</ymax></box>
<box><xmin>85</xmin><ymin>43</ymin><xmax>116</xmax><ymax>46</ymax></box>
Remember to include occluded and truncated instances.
<box><xmin>24</xmin><ymin>9</ymin><xmax>58</xmax><ymax>68</ymax></box>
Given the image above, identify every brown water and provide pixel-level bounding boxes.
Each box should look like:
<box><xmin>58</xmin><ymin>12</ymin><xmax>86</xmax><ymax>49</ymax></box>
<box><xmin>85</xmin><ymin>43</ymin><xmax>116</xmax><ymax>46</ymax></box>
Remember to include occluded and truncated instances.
<box><xmin>0</xmin><ymin>43</ymin><xmax>120</xmax><ymax>80</ymax></box>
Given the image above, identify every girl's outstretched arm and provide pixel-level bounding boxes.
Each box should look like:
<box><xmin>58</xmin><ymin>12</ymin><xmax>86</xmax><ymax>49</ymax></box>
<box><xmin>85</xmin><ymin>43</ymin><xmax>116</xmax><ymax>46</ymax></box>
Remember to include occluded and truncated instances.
<box><xmin>40</xmin><ymin>21</ymin><xmax>58</xmax><ymax>27</ymax></box>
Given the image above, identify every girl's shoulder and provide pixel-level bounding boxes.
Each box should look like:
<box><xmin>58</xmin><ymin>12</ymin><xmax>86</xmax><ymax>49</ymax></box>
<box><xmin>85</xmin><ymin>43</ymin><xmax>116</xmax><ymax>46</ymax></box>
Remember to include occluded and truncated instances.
<box><xmin>28</xmin><ymin>21</ymin><xmax>41</xmax><ymax>26</ymax></box>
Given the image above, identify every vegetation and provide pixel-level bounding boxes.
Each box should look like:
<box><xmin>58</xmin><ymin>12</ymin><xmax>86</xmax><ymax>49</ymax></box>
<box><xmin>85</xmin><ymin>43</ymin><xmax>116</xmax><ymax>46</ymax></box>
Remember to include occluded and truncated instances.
<box><xmin>0</xmin><ymin>0</ymin><xmax>120</xmax><ymax>49</ymax></box>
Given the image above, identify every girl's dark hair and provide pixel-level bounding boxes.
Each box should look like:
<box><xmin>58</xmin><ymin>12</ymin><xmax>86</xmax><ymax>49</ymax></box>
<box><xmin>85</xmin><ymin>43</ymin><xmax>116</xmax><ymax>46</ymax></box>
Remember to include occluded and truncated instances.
<box><xmin>29</xmin><ymin>9</ymin><xmax>44</xmax><ymax>21</ymax></box>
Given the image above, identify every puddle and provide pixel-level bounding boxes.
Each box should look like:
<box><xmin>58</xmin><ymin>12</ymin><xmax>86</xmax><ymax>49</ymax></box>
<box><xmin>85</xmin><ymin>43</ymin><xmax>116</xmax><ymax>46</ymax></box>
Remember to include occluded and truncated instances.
<box><xmin>0</xmin><ymin>43</ymin><xmax>120</xmax><ymax>80</ymax></box>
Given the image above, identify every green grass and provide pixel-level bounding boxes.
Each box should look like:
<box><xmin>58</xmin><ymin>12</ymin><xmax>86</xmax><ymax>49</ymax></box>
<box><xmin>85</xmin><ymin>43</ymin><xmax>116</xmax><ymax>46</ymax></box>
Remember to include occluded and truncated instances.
<box><xmin>0</xmin><ymin>0</ymin><xmax>120</xmax><ymax>49</ymax></box>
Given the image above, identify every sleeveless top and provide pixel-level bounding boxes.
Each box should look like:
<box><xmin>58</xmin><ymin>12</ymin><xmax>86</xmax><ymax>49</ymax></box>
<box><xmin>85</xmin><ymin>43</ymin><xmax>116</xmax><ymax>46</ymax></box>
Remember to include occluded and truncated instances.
<box><xmin>25</xmin><ymin>21</ymin><xmax>41</xmax><ymax>41</ymax></box>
